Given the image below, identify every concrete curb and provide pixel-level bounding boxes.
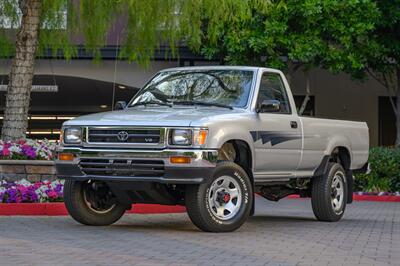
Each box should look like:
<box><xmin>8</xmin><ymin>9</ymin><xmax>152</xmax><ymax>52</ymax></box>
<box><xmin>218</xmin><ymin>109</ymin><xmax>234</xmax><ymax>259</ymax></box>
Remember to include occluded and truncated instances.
<box><xmin>0</xmin><ymin>160</ymin><xmax>54</xmax><ymax>165</ymax></box>
<box><xmin>1</xmin><ymin>194</ymin><xmax>399</xmax><ymax>216</ymax></box>
<box><xmin>0</xmin><ymin>203</ymin><xmax>186</xmax><ymax>216</ymax></box>
<box><xmin>287</xmin><ymin>194</ymin><xmax>400</xmax><ymax>202</ymax></box>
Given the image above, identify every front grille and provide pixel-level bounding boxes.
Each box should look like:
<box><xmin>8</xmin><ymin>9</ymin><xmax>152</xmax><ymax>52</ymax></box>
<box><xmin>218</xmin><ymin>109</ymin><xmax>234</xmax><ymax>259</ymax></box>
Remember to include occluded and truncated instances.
<box><xmin>80</xmin><ymin>158</ymin><xmax>165</xmax><ymax>177</ymax></box>
<box><xmin>88</xmin><ymin>128</ymin><xmax>161</xmax><ymax>144</ymax></box>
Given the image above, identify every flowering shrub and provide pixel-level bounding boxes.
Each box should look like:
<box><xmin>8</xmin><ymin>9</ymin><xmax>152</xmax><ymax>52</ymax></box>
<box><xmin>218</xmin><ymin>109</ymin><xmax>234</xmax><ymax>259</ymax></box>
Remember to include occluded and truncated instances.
<box><xmin>0</xmin><ymin>179</ymin><xmax>63</xmax><ymax>203</ymax></box>
<box><xmin>0</xmin><ymin>139</ymin><xmax>57</xmax><ymax>160</ymax></box>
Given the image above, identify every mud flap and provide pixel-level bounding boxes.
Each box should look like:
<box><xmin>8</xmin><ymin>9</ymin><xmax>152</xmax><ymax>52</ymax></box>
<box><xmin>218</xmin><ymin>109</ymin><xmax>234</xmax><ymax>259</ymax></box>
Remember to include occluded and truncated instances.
<box><xmin>250</xmin><ymin>196</ymin><xmax>255</xmax><ymax>216</ymax></box>
<box><xmin>346</xmin><ymin>170</ymin><xmax>353</xmax><ymax>204</ymax></box>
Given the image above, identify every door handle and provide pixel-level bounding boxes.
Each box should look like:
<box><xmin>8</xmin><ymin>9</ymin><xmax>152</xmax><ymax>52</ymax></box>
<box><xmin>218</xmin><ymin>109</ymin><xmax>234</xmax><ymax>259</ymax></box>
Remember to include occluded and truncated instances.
<box><xmin>290</xmin><ymin>121</ymin><xmax>298</xmax><ymax>129</ymax></box>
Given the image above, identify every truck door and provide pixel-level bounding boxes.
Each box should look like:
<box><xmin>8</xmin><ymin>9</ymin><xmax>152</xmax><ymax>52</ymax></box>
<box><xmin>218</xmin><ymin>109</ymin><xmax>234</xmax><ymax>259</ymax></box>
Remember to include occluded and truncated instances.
<box><xmin>252</xmin><ymin>71</ymin><xmax>302</xmax><ymax>178</ymax></box>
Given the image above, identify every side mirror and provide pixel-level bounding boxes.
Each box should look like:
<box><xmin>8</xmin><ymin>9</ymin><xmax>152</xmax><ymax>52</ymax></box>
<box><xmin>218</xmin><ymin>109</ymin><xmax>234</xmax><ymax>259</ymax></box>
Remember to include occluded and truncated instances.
<box><xmin>256</xmin><ymin>99</ymin><xmax>280</xmax><ymax>113</ymax></box>
<box><xmin>115</xmin><ymin>101</ymin><xmax>127</xmax><ymax>110</ymax></box>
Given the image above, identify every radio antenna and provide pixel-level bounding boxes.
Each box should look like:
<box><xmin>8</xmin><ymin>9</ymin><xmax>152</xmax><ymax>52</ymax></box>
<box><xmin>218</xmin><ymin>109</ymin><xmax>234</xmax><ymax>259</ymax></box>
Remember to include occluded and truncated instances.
<box><xmin>111</xmin><ymin>35</ymin><xmax>119</xmax><ymax>110</ymax></box>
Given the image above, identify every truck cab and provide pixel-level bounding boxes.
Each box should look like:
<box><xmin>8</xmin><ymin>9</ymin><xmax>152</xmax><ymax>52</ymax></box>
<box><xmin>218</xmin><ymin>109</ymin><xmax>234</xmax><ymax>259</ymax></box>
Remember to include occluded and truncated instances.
<box><xmin>56</xmin><ymin>66</ymin><xmax>369</xmax><ymax>232</ymax></box>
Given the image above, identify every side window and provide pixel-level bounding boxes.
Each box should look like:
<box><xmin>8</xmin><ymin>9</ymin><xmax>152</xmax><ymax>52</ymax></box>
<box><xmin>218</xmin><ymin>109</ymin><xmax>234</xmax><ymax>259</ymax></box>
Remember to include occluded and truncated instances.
<box><xmin>257</xmin><ymin>73</ymin><xmax>291</xmax><ymax>114</ymax></box>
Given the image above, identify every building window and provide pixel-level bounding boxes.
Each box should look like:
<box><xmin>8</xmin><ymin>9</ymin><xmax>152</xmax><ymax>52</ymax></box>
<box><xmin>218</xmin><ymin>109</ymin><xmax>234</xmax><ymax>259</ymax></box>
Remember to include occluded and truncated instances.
<box><xmin>379</xmin><ymin>97</ymin><xmax>396</xmax><ymax>146</ymax></box>
<box><xmin>294</xmin><ymin>95</ymin><xmax>315</xmax><ymax>116</ymax></box>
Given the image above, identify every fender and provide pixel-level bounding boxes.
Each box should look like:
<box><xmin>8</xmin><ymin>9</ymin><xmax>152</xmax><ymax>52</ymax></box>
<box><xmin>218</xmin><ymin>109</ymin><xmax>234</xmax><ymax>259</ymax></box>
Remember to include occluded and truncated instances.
<box><xmin>324</xmin><ymin>135</ymin><xmax>353</xmax><ymax>167</ymax></box>
<box><xmin>208</xmin><ymin>129</ymin><xmax>256</xmax><ymax>172</ymax></box>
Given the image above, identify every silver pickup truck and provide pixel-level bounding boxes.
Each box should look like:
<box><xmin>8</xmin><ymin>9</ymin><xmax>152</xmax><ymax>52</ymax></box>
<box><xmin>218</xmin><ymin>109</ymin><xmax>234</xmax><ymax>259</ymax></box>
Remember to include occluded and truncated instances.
<box><xmin>56</xmin><ymin>66</ymin><xmax>369</xmax><ymax>232</ymax></box>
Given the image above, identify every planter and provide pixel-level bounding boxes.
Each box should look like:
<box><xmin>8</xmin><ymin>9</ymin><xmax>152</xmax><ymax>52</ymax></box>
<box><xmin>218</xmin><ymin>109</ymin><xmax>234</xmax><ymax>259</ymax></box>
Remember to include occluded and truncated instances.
<box><xmin>352</xmin><ymin>194</ymin><xmax>400</xmax><ymax>202</ymax></box>
<box><xmin>0</xmin><ymin>203</ymin><xmax>186</xmax><ymax>216</ymax></box>
<box><xmin>0</xmin><ymin>160</ymin><xmax>56</xmax><ymax>182</ymax></box>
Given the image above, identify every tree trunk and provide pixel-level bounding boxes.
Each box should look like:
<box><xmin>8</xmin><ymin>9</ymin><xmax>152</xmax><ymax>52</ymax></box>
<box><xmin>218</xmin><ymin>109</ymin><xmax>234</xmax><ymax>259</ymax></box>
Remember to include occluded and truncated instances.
<box><xmin>1</xmin><ymin>0</ymin><xmax>42</xmax><ymax>141</ymax></box>
<box><xmin>299</xmin><ymin>71</ymin><xmax>311</xmax><ymax>115</ymax></box>
<box><xmin>396</xmin><ymin>68</ymin><xmax>400</xmax><ymax>147</ymax></box>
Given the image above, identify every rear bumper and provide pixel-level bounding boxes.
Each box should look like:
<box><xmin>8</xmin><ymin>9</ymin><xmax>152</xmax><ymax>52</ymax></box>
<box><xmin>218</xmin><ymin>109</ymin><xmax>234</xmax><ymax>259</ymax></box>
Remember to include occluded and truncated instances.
<box><xmin>55</xmin><ymin>147</ymin><xmax>218</xmax><ymax>184</ymax></box>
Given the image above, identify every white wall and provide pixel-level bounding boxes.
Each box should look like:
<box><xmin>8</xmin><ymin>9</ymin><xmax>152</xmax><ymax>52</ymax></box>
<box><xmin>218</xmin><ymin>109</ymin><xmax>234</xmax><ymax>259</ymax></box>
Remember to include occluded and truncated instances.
<box><xmin>289</xmin><ymin>68</ymin><xmax>390</xmax><ymax>146</ymax></box>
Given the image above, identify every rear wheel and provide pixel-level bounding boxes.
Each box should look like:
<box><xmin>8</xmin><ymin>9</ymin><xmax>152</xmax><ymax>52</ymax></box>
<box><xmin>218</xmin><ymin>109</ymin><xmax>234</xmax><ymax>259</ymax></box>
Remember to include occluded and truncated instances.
<box><xmin>64</xmin><ymin>180</ymin><xmax>126</xmax><ymax>226</ymax></box>
<box><xmin>311</xmin><ymin>163</ymin><xmax>347</xmax><ymax>222</ymax></box>
<box><xmin>185</xmin><ymin>162</ymin><xmax>253</xmax><ymax>232</ymax></box>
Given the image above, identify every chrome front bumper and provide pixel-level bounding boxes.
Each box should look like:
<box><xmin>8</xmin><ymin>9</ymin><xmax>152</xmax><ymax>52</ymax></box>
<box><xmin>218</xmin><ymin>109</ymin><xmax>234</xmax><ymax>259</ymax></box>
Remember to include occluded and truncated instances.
<box><xmin>55</xmin><ymin>147</ymin><xmax>219</xmax><ymax>184</ymax></box>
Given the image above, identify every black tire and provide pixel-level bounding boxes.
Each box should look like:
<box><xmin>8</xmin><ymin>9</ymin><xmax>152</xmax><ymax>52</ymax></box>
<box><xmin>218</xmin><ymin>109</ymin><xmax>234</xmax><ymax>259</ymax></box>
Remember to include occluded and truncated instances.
<box><xmin>185</xmin><ymin>161</ymin><xmax>253</xmax><ymax>232</ymax></box>
<box><xmin>311</xmin><ymin>162</ymin><xmax>348</xmax><ymax>222</ymax></box>
<box><xmin>64</xmin><ymin>180</ymin><xmax>126</xmax><ymax>226</ymax></box>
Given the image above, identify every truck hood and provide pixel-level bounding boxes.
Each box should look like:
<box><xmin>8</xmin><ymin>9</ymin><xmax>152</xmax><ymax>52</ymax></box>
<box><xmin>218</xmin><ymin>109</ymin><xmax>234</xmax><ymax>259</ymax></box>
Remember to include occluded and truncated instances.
<box><xmin>64</xmin><ymin>106</ymin><xmax>248</xmax><ymax>127</ymax></box>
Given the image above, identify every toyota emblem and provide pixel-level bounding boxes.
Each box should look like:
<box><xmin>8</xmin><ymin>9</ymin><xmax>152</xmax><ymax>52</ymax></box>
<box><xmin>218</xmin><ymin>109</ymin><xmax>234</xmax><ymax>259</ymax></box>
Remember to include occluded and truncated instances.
<box><xmin>117</xmin><ymin>131</ymin><xmax>129</xmax><ymax>141</ymax></box>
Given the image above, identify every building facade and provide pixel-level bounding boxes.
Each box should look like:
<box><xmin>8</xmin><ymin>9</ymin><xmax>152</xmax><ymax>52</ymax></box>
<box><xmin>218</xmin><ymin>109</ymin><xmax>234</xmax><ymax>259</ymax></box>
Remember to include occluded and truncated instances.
<box><xmin>0</xmin><ymin>48</ymin><xmax>395</xmax><ymax>147</ymax></box>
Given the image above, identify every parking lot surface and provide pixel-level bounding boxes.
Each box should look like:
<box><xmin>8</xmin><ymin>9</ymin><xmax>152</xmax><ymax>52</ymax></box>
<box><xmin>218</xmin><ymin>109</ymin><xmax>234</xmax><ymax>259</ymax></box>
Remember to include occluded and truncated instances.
<box><xmin>0</xmin><ymin>197</ymin><xmax>398</xmax><ymax>266</ymax></box>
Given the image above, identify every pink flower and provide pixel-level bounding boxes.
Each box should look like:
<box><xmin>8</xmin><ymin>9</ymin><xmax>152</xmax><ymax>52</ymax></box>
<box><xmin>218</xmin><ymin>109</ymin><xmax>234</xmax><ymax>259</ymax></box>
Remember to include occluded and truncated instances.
<box><xmin>2</xmin><ymin>147</ymin><xmax>10</xmax><ymax>156</ymax></box>
<box><xmin>16</xmin><ymin>185</ymin><xmax>27</xmax><ymax>192</ymax></box>
<box><xmin>47</xmin><ymin>191</ymin><xmax>58</xmax><ymax>198</ymax></box>
<box><xmin>34</xmin><ymin>182</ymin><xmax>43</xmax><ymax>189</ymax></box>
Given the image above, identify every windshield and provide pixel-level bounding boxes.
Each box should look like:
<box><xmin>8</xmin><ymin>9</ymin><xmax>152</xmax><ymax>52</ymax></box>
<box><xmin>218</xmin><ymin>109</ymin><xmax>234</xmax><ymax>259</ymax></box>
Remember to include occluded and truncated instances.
<box><xmin>129</xmin><ymin>69</ymin><xmax>254</xmax><ymax>108</ymax></box>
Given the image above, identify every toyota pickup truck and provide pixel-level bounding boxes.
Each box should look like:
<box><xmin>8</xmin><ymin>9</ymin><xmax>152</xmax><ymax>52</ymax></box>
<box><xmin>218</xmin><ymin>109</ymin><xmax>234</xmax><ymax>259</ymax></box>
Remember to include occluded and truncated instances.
<box><xmin>56</xmin><ymin>66</ymin><xmax>369</xmax><ymax>232</ymax></box>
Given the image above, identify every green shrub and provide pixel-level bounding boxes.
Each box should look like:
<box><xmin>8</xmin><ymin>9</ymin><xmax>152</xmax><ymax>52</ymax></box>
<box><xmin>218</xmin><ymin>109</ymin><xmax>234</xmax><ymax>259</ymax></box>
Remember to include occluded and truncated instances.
<box><xmin>354</xmin><ymin>147</ymin><xmax>400</xmax><ymax>193</ymax></box>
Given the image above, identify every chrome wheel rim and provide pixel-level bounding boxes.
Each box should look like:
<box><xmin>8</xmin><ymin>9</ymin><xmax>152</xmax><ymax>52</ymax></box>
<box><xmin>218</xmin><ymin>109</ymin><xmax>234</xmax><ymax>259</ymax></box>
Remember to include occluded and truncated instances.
<box><xmin>207</xmin><ymin>175</ymin><xmax>242</xmax><ymax>221</ymax></box>
<box><xmin>331</xmin><ymin>172</ymin><xmax>345</xmax><ymax>213</ymax></box>
<box><xmin>83</xmin><ymin>182</ymin><xmax>116</xmax><ymax>214</ymax></box>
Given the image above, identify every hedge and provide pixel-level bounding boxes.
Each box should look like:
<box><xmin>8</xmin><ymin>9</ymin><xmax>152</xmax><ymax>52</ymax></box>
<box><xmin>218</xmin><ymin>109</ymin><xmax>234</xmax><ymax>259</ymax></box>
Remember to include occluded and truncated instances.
<box><xmin>354</xmin><ymin>147</ymin><xmax>400</xmax><ymax>193</ymax></box>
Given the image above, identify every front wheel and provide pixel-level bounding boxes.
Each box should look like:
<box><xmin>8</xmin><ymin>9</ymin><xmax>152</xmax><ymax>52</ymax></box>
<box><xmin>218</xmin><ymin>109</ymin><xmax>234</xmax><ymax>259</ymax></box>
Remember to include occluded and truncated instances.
<box><xmin>311</xmin><ymin>163</ymin><xmax>348</xmax><ymax>222</ymax></box>
<box><xmin>185</xmin><ymin>162</ymin><xmax>253</xmax><ymax>232</ymax></box>
<box><xmin>63</xmin><ymin>180</ymin><xmax>126</xmax><ymax>226</ymax></box>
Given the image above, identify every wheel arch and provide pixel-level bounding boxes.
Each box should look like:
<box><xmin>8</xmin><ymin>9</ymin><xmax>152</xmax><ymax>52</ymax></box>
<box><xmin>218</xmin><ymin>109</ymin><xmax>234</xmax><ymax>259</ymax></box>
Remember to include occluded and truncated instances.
<box><xmin>314</xmin><ymin>146</ymin><xmax>354</xmax><ymax>204</ymax></box>
<box><xmin>217</xmin><ymin>139</ymin><xmax>255</xmax><ymax>215</ymax></box>
<box><xmin>324</xmin><ymin>136</ymin><xmax>353</xmax><ymax>168</ymax></box>
<box><xmin>314</xmin><ymin>146</ymin><xmax>352</xmax><ymax>176</ymax></box>
<box><xmin>218</xmin><ymin>139</ymin><xmax>254</xmax><ymax>181</ymax></box>
<box><xmin>331</xmin><ymin>146</ymin><xmax>351</xmax><ymax>170</ymax></box>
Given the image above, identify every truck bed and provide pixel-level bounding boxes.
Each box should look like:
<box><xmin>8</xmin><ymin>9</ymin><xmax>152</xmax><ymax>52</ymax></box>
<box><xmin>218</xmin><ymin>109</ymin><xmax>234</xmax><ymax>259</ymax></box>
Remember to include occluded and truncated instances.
<box><xmin>299</xmin><ymin>116</ymin><xmax>369</xmax><ymax>171</ymax></box>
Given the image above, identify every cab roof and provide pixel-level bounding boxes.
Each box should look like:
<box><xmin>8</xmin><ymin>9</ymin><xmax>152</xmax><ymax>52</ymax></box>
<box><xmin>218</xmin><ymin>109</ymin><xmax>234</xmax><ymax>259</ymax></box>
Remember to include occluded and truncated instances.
<box><xmin>159</xmin><ymin>65</ymin><xmax>281</xmax><ymax>73</ymax></box>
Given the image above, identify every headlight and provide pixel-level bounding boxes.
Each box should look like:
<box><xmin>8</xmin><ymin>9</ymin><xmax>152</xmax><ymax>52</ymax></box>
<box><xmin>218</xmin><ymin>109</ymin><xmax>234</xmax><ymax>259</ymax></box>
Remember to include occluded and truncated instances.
<box><xmin>170</xmin><ymin>129</ymin><xmax>192</xmax><ymax>145</ymax></box>
<box><xmin>169</xmin><ymin>128</ymin><xmax>208</xmax><ymax>147</ymax></box>
<box><xmin>63</xmin><ymin>127</ymin><xmax>82</xmax><ymax>144</ymax></box>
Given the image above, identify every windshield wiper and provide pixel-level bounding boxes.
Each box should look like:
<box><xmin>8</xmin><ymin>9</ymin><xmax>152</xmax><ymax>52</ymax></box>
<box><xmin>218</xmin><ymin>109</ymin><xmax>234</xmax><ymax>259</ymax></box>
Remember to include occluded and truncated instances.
<box><xmin>173</xmin><ymin>100</ymin><xmax>233</xmax><ymax>109</ymax></box>
<box><xmin>129</xmin><ymin>101</ymin><xmax>172</xmax><ymax>108</ymax></box>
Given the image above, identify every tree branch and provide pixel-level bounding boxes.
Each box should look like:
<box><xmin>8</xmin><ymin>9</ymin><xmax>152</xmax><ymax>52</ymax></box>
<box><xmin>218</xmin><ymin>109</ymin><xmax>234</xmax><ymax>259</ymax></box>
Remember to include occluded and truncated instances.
<box><xmin>367</xmin><ymin>68</ymin><xmax>398</xmax><ymax>116</ymax></box>
<box><xmin>18</xmin><ymin>0</ymin><xmax>28</xmax><ymax>15</ymax></box>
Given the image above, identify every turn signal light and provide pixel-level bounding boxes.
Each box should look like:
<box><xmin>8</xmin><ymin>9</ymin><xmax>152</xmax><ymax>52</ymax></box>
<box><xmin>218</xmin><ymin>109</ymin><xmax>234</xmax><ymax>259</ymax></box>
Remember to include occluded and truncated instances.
<box><xmin>194</xmin><ymin>129</ymin><xmax>208</xmax><ymax>146</ymax></box>
<box><xmin>59</xmin><ymin>153</ymin><xmax>74</xmax><ymax>161</ymax></box>
<box><xmin>170</xmin><ymin>156</ymin><xmax>191</xmax><ymax>164</ymax></box>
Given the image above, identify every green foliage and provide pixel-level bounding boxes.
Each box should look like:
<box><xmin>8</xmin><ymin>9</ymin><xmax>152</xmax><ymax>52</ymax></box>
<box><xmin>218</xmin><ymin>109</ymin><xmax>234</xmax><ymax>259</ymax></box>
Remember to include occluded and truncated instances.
<box><xmin>0</xmin><ymin>0</ymin><xmax>273</xmax><ymax>65</ymax></box>
<box><xmin>199</xmin><ymin>0</ymin><xmax>380</xmax><ymax>76</ymax></box>
<box><xmin>38</xmin><ymin>0</ymin><xmax>77</xmax><ymax>58</ymax></box>
<box><xmin>365</xmin><ymin>0</ymin><xmax>400</xmax><ymax>74</ymax></box>
<box><xmin>0</xmin><ymin>0</ymin><xmax>19</xmax><ymax>58</ymax></box>
<box><xmin>0</xmin><ymin>0</ymin><xmax>397</xmax><ymax>74</ymax></box>
<box><xmin>288</xmin><ymin>0</ymin><xmax>379</xmax><ymax>78</ymax></box>
<box><xmin>355</xmin><ymin>147</ymin><xmax>400</xmax><ymax>193</ymax></box>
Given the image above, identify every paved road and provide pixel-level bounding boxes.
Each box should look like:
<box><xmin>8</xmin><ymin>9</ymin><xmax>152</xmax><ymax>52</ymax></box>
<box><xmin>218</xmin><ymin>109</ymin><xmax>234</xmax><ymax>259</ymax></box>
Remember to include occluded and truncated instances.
<box><xmin>0</xmin><ymin>197</ymin><xmax>399</xmax><ymax>266</ymax></box>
